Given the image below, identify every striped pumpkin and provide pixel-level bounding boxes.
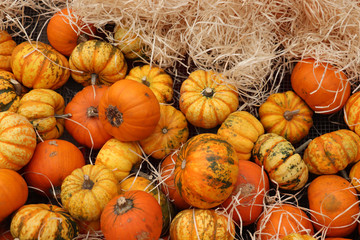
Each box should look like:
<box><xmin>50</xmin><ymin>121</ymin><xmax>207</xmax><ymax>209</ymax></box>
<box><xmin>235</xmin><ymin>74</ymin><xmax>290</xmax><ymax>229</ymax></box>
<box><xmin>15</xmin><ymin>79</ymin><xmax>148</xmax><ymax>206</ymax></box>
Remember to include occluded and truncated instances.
<box><xmin>0</xmin><ymin>70</ymin><xmax>25</xmax><ymax>112</ymax></box>
<box><xmin>0</xmin><ymin>30</ymin><xmax>17</xmax><ymax>72</ymax></box>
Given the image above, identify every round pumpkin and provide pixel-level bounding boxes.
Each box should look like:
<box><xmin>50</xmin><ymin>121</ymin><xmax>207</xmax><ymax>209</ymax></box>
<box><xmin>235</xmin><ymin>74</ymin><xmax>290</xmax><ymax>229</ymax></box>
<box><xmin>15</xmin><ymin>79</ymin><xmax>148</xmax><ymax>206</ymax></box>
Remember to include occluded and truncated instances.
<box><xmin>69</xmin><ymin>39</ymin><xmax>128</xmax><ymax>86</ymax></box>
<box><xmin>64</xmin><ymin>84</ymin><xmax>112</xmax><ymax>149</ymax></box>
<box><xmin>179</xmin><ymin>69</ymin><xmax>239</xmax><ymax>129</ymax></box>
<box><xmin>252</xmin><ymin>133</ymin><xmax>309</xmax><ymax>190</ymax></box>
<box><xmin>113</xmin><ymin>27</ymin><xmax>144</xmax><ymax>59</ymax></box>
<box><xmin>47</xmin><ymin>8</ymin><xmax>96</xmax><ymax>56</ymax></box>
<box><xmin>60</xmin><ymin>164</ymin><xmax>118</xmax><ymax>222</ymax></box>
<box><xmin>344</xmin><ymin>91</ymin><xmax>360</xmax><ymax>136</ymax></box>
<box><xmin>0</xmin><ymin>169</ymin><xmax>28</xmax><ymax>222</ymax></box>
<box><xmin>174</xmin><ymin>133</ymin><xmax>239</xmax><ymax>209</ymax></box>
<box><xmin>0</xmin><ymin>30</ymin><xmax>16</xmax><ymax>72</ymax></box>
<box><xmin>139</xmin><ymin>104</ymin><xmax>189</xmax><ymax>159</ymax></box>
<box><xmin>10</xmin><ymin>41</ymin><xmax>70</xmax><ymax>89</ymax></box>
<box><xmin>291</xmin><ymin>58</ymin><xmax>350</xmax><ymax>114</ymax></box>
<box><xmin>303</xmin><ymin>129</ymin><xmax>360</xmax><ymax>175</ymax></box>
<box><xmin>23</xmin><ymin>139</ymin><xmax>85</xmax><ymax>198</ymax></box>
<box><xmin>281</xmin><ymin>233</ymin><xmax>317</xmax><ymax>240</ymax></box>
<box><xmin>17</xmin><ymin>88</ymin><xmax>66</xmax><ymax>141</ymax></box>
<box><xmin>259</xmin><ymin>90</ymin><xmax>313</xmax><ymax>144</ymax></box>
<box><xmin>169</xmin><ymin>208</ymin><xmax>236</xmax><ymax>240</ymax></box>
<box><xmin>307</xmin><ymin>174</ymin><xmax>359</xmax><ymax>237</ymax></box>
<box><xmin>10</xmin><ymin>204</ymin><xmax>78</xmax><ymax>240</ymax></box>
<box><xmin>217</xmin><ymin>110</ymin><xmax>264</xmax><ymax>161</ymax></box>
<box><xmin>349</xmin><ymin>160</ymin><xmax>360</xmax><ymax>192</ymax></box>
<box><xmin>100</xmin><ymin>190</ymin><xmax>163</xmax><ymax>240</ymax></box>
<box><xmin>98</xmin><ymin>79</ymin><xmax>161</xmax><ymax>142</ymax></box>
<box><xmin>124</xmin><ymin>65</ymin><xmax>173</xmax><ymax>103</ymax></box>
<box><xmin>0</xmin><ymin>70</ymin><xmax>25</xmax><ymax>112</ymax></box>
<box><xmin>0</xmin><ymin>111</ymin><xmax>37</xmax><ymax>170</ymax></box>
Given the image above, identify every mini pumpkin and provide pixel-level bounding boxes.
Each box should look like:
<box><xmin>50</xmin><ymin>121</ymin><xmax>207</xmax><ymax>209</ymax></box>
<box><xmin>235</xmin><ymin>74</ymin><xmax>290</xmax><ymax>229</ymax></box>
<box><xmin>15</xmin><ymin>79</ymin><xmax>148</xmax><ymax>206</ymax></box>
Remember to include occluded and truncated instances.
<box><xmin>281</xmin><ymin>233</ymin><xmax>317</xmax><ymax>240</ymax></box>
<box><xmin>349</xmin><ymin>160</ymin><xmax>360</xmax><ymax>192</ymax></box>
<box><xmin>113</xmin><ymin>26</ymin><xmax>144</xmax><ymax>59</ymax></box>
<box><xmin>344</xmin><ymin>91</ymin><xmax>360</xmax><ymax>136</ymax></box>
<box><xmin>0</xmin><ymin>70</ymin><xmax>26</xmax><ymax>112</ymax></box>
<box><xmin>0</xmin><ymin>30</ymin><xmax>16</xmax><ymax>72</ymax></box>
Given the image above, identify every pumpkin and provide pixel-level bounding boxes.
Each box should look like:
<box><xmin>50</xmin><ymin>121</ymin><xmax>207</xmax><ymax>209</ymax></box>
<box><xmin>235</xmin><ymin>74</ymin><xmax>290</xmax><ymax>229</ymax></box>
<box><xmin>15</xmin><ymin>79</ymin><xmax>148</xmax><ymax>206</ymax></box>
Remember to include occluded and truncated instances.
<box><xmin>307</xmin><ymin>174</ymin><xmax>359</xmax><ymax>237</ymax></box>
<box><xmin>174</xmin><ymin>133</ymin><xmax>239</xmax><ymax>209</ymax></box>
<box><xmin>10</xmin><ymin>41</ymin><xmax>70</xmax><ymax>89</ymax></box>
<box><xmin>60</xmin><ymin>164</ymin><xmax>118</xmax><ymax>221</ymax></box>
<box><xmin>0</xmin><ymin>111</ymin><xmax>37</xmax><ymax>170</ymax></box>
<box><xmin>0</xmin><ymin>30</ymin><xmax>16</xmax><ymax>72</ymax></box>
<box><xmin>95</xmin><ymin>138</ymin><xmax>142</xmax><ymax>182</ymax></box>
<box><xmin>113</xmin><ymin>27</ymin><xmax>144</xmax><ymax>59</ymax></box>
<box><xmin>47</xmin><ymin>8</ymin><xmax>96</xmax><ymax>56</ymax></box>
<box><xmin>76</xmin><ymin>219</ymin><xmax>100</xmax><ymax>235</ymax></box>
<box><xmin>256</xmin><ymin>204</ymin><xmax>314</xmax><ymax>240</ymax></box>
<box><xmin>124</xmin><ymin>65</ymin><xmax>173</xmax><ymax>103</ymax></box>
<box><xmin>23</xmin><ymin>139</ymin><xmax>85</xmax><ymax>198</ymax></box>
<box><xmin>10</xmin><ymin>204</ymin><xmax>78</xmax><ymax>240</ymax></box>
<box><xmin>98</xmin><ymin>79</ymin><xmax>161</xmax><ymax>141</ymax></box>
<box><xmin>281</xmin><ymin>233</ymin><xmax>317</xmax><ymax>240</ymax></box>
<box><xmin>221</xmin><ymin>160</ymin><xmax>270</xmax><ymax>226</ymax></box>
<box><xmin>0</xmin><ymin>70</ymin><xmax>26</xmax><ymax>112</ymax></box>
<box><xmin>64</xmin><ymin>84</ymin><xmax>112</xmax><ymax>149</ymax></box>
<box><xmin>291</xmin><ymin>58</ymin><xmax>350</xmax><ymax>114</ymax></box>
<box><xmin>259</xmin><ymin>91</ymin><xmax>313</xmax><ymax>144</ymax></box>
<box><xmin>217</xmin><ymin>111</ymin><xmax>264</xmax><ymax>161</ymax></box>
<box><xmin>169</xmin><ymin>208</ymin><xmax>236</xmax><ymax>240</ymax></box>
<box><xmin>100</xmin><ymin>190</ymin><xmax>163</xmax><ymax>240</ymax></box>
<box><xmin>349</xmin><ymin>160</ymin><xmax>360</xmax><ymax>192</ymax></box>
<box><xmin>17</xmin><ymin>88</ymin><xmax>66</xmax><ymax>141</ymax></box>
<box><xmin>119</xmin><ymin>175</ymin><xmax>175</xmax><ymax>237</ymax></box>
<box><xmin>179</xmin><ymin>69</ymin><xmax>239</xmax><ymax>129</ymax></box>
<box><xmin>69</xmin><ymin>39</ymin><xmax>127</xmax><ymax>86</ymax></box>
<box><xmin>139</xmin><ymin>105</ymin><xmax>189</xmax><ymax>159</ymax></box>
<box><xmin>303</xmin><ymin>129</ymin><xmax>360</xmax><ymax>175</ymax></box>
<box><xmin>344</xmin><ymin>91</ymin><xmax>360</xmax><ymax>136</ymax></box>
<box><xmin>0</xmin><ymin>169</ymin><xmax>28</xmax><ymax>222</ymax></box>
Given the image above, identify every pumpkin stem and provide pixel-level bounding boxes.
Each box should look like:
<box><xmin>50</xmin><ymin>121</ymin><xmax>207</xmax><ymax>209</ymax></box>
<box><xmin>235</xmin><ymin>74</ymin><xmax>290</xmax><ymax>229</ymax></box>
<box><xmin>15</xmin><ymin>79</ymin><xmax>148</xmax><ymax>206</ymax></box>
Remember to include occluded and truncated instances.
<box><xmin>339</xmin><ymin>169</ymin><xmax>350</xmax><ymax>181</ymax></box>
<box><xmin>10</xmin><ymin>78</ymin><xmax>23</xmax><ymax>96</ymax></box>
<box><xmin>87</xmin><ymin>106</ymin><xmax>99</xmax><ymax>118</ymax></box>
<box><xmin>283</xmin><ymin>109</ymin><xmax>300</xmax><ymax>121</ymax></box>
<box><xmin>141</xmin><ymin>76</ymin><xmax>150</xmax><ymax>87</ymax></box>
<box><xmin>49</xmin><ymin>186</ymin><xmax>62</xmax><ymax>199</ymax></box>
<box><xmin>295</xmin><ymin>139</ymin><xmax>312</xmax><ymax>154</ymax></box>
<box><xmin>202</xmin><ymin>87</ymin><xmax>214</xmax><ymax>97</ymax></box>
<box><xmin>115</xmin><ymin>196</ymin><xmax>134</xmax><ymax>215</ymax></box>
<box><xmin>162</xmin><ymin>127</ymin><xmax>168</xmax><ymax>134</ymax></box>
<box><xmin>77</xmin><ymin>33</ymin><xmax>90</xmax><ymax>45</ymax></box>
<box><xmin>82</xmin><ymin>174</ymin><xmax>95</xmax><ymax>190</ymax></box>
<box><xmin>54</xmin><ymin>113</ymin><xmax>72</xmax><ymax>118</ymax></box>
<box><xmin>105</xmin><ymin>105</ymin><xmax>123</xmax><ymax>127</ymax></box>
<box><xmin>181</xmin><ymin>159</ymin><xmax>186</xmax><ymax>169</ymax></box>
<box><xmin>91</xmin><ymin>73</ymin><xmax>98</xmax><ymax>85</ymax></box>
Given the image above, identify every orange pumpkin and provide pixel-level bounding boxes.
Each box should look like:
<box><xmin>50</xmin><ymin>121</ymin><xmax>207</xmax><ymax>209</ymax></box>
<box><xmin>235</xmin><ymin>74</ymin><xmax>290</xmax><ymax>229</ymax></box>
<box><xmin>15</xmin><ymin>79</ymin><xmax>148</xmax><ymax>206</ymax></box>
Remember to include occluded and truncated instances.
<box><xmin>349</xmin><ymin>160</ymin><xmax>360</xmax><ymax>192</ymax></box>
<box><xmin>98</xmin><ymin>79</ymin><xmax>160</xmax><ymax>142</ymax></box>
<box><xmin>291</xmin><ymin>59</ymin><xmax>350</xmax><ymax>114</ymax></box>
<box><xmin>0</xmin><ymin>30</ymin><xmax>16</xmax><ymax>72</ymax></box>
<box><xmin>344</xmin><ymin>91</ymin><xmax>360</xmax><ymax>136</ymax></box>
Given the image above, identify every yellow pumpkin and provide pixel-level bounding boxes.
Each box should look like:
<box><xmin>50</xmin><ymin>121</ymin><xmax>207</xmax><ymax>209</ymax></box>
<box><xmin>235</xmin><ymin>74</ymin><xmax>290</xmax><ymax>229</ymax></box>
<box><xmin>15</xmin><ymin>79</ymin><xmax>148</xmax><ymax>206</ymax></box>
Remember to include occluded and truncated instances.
<box><xmin>0</xmin><ymin>70</ymin><xmax>26</xmax><ymax>112</ymax></box>
<box><xmin>0</xmin><ymin>30</ymin><xmax>17</xmax><ymax>72</ymax></box>
<box><xmin>281</xmin><ymin>233</ymin><xmax>317</xmax><ymax>240</ymax></box>
<box><xmin>344</xmin><ymin>91</ymin><xmax>360</xmax><ymax>136</ymax></box>
<box><xmin>113</xmin><ymin>26</ymin><xmax>144</xmax><ymax>59</ymax></box>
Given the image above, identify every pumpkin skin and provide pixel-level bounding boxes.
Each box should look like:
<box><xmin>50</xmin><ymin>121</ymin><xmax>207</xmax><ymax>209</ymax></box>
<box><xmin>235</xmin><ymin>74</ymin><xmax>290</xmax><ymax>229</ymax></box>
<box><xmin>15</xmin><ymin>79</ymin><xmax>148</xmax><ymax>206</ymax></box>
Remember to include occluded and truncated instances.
<box><xmin>10</xmin><ymin>204</ymin><xmax>78</xmax><ymax>240</ymax></box>
<box><xmin>169</xmin><ymin>208</ymin><xmax>236</xmax><ymax>240</ymax></box>
<box><xmin>100</xmin><ymin>190</ymin><xmax>163</xmax><ymax>240</ymax></box>
<box><xmin>349</xmin><ymin>160</ymin><xmax>360</xmax><ymax>192</ymax></box>
<box><xmin>47</xmin><ymin>8</ymin><xmax>96</xmax><ymax>56</ymax></box>
<box><xmin>217</xmin><ymin>111</ymin><xmax>264</xmax><ymax>161</ymax></box>
<box><xmin>10</xmin><ymin>41</ymin><xmax>70</xmax><ymax>89</ymax></box>
<box><xmin>259</xmin><ymin>91</ymin><xmax>313</xmax><ymax>144</ymax></box>
<box><xmin>113</xmin><ymin>27</ymin><xmax>144</xmax><ymax>59</ymax></box>
<box><xmin>139</xmin><ymin>105</ymin><xmax>189</xmax><ymax>159</ymax></box>
<box><xmin>303</xmin><ymin>129</ymin><xmax>360</xmax><ymax>175</ymax></box>
<box><xmin>221</xmin><ymin>160</ymin><xmax>270</xmax><ymax>226</ymax></box>
<box><xmin>256</xmin><ymin>204</ymin><xmax>314</xmax><ymax>240</ymax></box>
<box><xmin>307</xmin><ymin>175</ymin><xmax>359</xmax><ymax>237</ymax></box>
<box><xmin>344</xmin><ymin>91</ymin><xmax>360</xmax><ymax>136</ymax></box>
<box><xmin>281</xmin><ymin>233</ymin><xmax>317</xmax><ymax>240</ymax></box>
<box><xmin>0</xmin><ymin>30</ymin><xmax>16</xmax><ymax>72</ymax></box>
<box><xmin>23</xmin><ymin>139</ymin><xmax>86</xmax><ymax>198</ymax></box>
<box><xmin>64</xmin><ymin>85</ymin><xmax>112</xmax><ymax>149</ymax></box>
<box><xmin>60</xmin><ymin>164</ymin><xmax>118</xmax><ymax>222</ymax></box>
<box><xmin>0</xmin><ymin>70</ymin><xmax>25</xmax><ymax>112</ymax></box>
<box><xmin>0</xmin><ymin>169</ymin><xmax>28</xmax><ymax>222</ymax></box>
<box><xmin>174</xmin><ymin>133</ymin><xmax>239</xmax><ymax>209</ymax></box>
<box><xmin>124</xmin><ymin>65</ymin><xmax>173</xmax><ymax>103</ymax></box>
<box><xmin>291</xmin><ymin>59</ymin><xmax>350</xmax><ymax>114</ymax></box>
<box><xmin>98</xmin><ymin>79</ymin><xmax>161</xmax><ymax>141</ymax></box>
<box><xmin>179</xmin><ymin>69</ymin><xmax>239</xmax><ymax>129</ymax></box>
<box><xmin>69</xmin><ymin>39</ymin><xmax>128</xmax><ymax>86</ymax></box>
<box><xmin>17</xmin><ymin>88</ymin><xmax>66</xmax><ymax>141</ymax></box>
<box><xmin>0</xmin><ymin>111</ymin><xmax>37</xmax><ymax>170</ymax></box>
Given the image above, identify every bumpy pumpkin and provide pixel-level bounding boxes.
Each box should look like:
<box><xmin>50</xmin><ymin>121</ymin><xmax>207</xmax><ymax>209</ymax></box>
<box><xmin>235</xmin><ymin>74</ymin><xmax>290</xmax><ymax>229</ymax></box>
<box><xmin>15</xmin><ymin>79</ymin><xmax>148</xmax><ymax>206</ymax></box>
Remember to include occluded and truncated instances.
<box><xmin>0</xmin><ymin>111</ymin><xmax>37</xmax><ymax>170</ymax></box>
<box><xmin>0</xmin><ymin>30</ymin><xmax>16</xmax><ymax>72</ymax></box>
<box><xmin>281</xmin><ymin>233</ymin><xmax>317</xmax><ymax>240</ymax></box>
<box><xmin>217</xmin><ymin>111</ymin><xmax>264</xmax><ymax>161</ymax></box>
<box><xmin>98</xmin><ymin>79</ymin><xmax>161</xmax><ymax>141</ymax></box>
<box><xmin>64</xmin><ymin>85</ymin><xmax>112</xmax><ymax>149</ymax></box>
<box><xmin>10</xmin><ymin>204</ymin><xmax>78</xmax><ymax>240</ymax></box>
<box><xmin>139</xmin><ymin>105</ymin><xmax>189</xmax><ymax>159</ymax></box>
<box><xmin>179</xmin><ymin>69</ymin><xmax>239</xmax><ymax>129</ymax></box>
<box><xmin>170</xmin><ymin>208</ymin><xmax>236</xmax><ymax>240</ymax></box>
<box><xmin>124</xmin><ymin>65</ymin><xmax>173</xmax><ymax>103</ymax></box>
<box><xmin>0</xmin><ymin>70</ymin><xmax>26</xmax><ymax>112</ymax></box>
<box><xmin>100</xmin><ymin>190</ymin><xmax>163</xmax><ymax>240</ymax></box>
<box><xmin>349</xmin><ymin>160</ymin><xmax>360</xmax><ymax>192</ymax></box>
<box><xmin>11</xmin><ymin>41</ymin><xmax>70</xmax><ymax>89</ymax></box>
<box><xmin>114</xmin><ymin>27</ymin><xmax>144</xmax><ymax>59</ymax></box>
<box><xmin>17</xmin><ymin>89</ymin><xmax>66</xmax><ymax>141</ymax></box>
<box><xmin>174</xmin><ymin>133</ymin><xmax>239</xmax><ymax>209</ymax></box>
<box><xmin>303</xmin><ymin>129</ymin><xmax>360</xmax><ymax>175</ymax></box>
<box><xmin>259</xmin><ymin>91</ymin><xmax>313</xmax><ymax>144</ymax></box>
<box><xmin>291</xmin><ymin>59</ymin><xmax>350</xmax><ymax>114</ymax></box>
<box><xmin>61</xmin><ymin>164</ymin><xmax>118</xmax><ymax>221</ymax></box>
<box><xmin>252</xmin><ymin>133</ymin><xmax>309</xmax><ymax>190</ymax></box>
<box><xmin>344</xmin><ymin>91</ymin><xmax>360</xmax><ymax>136</ymax></box>
<box><xmin>69</xmin><ymin>39</ymin><xmax>128</xmax><ymax>86</ymax></box>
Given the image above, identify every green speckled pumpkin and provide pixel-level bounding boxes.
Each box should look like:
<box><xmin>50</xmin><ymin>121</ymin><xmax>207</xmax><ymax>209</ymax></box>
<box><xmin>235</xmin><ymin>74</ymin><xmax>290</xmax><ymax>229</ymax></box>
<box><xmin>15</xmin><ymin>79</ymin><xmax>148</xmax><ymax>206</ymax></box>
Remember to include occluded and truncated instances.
<box><xmin>0</xmin><ymin>70</ymin><xmax>25</xmax><ymax>112</ymax></box>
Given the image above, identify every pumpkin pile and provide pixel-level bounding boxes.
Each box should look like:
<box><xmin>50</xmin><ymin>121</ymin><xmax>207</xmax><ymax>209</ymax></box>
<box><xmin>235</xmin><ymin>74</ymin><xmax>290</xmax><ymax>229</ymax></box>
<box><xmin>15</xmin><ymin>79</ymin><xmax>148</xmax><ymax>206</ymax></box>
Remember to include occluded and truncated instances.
<box><xmin>1</xmin><ymin>6</ymin><xmax>360</xmax><ymax>240</ymax></box>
